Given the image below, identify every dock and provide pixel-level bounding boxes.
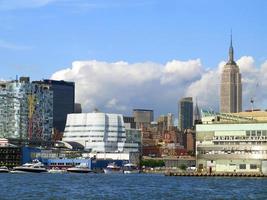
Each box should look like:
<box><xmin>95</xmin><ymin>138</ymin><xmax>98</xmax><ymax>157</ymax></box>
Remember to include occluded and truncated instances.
<box><xmin>165</xmin><ymin>171</ymin><xmax>267</xmax><ymax>177</ymax></box>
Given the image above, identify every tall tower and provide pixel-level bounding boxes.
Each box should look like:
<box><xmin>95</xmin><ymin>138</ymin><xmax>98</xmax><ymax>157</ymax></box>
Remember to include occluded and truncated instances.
<box><xmin>220</xmin><ymin>35</ymin><xmax>242</xmax><ymax>113</ymax></box>
<box><xmin>178</xmin><ymin>97</ymin><xmax>193</xmax><ymax>131</ymax></box>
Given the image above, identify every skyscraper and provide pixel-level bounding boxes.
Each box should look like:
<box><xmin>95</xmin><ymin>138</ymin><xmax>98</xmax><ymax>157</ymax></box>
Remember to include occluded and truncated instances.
<box><xmin>178</xmin><ymin>97</ymin><xmax>193</xmax><ymax>131</ymax></box>
<box><xmin>43</xmin><ymin>80</ymin><xmax>75</xmax><ymax>133</ymax></box>
<box><xmin>0</xmin><ymin>78</ymin><xmax>53</xmax><ymax>142</ymax></box>
<box><xmin>220</xmin><ymin>35</ymin><xmax>242</xmax><ymax>113</ymax></box>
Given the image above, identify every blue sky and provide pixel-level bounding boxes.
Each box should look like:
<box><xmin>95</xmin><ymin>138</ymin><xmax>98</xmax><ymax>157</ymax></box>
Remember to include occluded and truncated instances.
<box><xmin>1</xmin><ymin>0</ymin><xmax>267</xmax><ymax>117</ymax></box>
<box><xmin>0</xmin><ymin>0</ymin><xmax>266</xmax><ymax>80</ymax></box>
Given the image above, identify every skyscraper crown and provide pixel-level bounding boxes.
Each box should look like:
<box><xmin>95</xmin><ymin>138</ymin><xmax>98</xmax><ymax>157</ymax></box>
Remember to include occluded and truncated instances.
<box><xmin>227</xmin><ymin>33</ymin><xmax>236</xmax><ymax>65</ymax></box>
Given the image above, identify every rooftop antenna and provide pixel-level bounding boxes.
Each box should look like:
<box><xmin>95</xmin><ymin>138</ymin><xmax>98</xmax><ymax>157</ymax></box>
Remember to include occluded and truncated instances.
<box><xmin>250</xmin><ymin>97</ymin><xmax>254</xmax><ymax>112</ymax></box>
<box><xmin>250</xmin><ymin>83</ymin><xmax>259</xmax><ymax>111</ymax></box>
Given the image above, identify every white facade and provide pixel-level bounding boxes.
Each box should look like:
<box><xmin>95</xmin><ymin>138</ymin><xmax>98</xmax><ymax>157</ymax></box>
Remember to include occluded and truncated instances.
<box><xmin>196</xmin><ymin>122</ymin><xmax>267</xmax><ymax>174</ymax></box>
<box><xmin>63</xmin><ymin>112</ymin><xmax>139</xmax><ymax>153</ymax></box>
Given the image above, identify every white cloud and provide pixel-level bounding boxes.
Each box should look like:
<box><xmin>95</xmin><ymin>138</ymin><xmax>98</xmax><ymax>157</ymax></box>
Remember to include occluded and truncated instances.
<box><xmin>105</xmin><ymin>98</ymin><xmax>127</xmax><ymax>111</ymax></box>
<box><xmin>51</xmin><ymin>59</ymin><xmax>202</xmax><ymax>115</ymax></box>
<box><xmin>51</xmin><ymin>57</ymin><xmax>267</xmax><ymax>117</ymax></box>
<box><xmin>186</xmin><ymin>70</ymin><xmax>219</xmax><ymax>110</ymax></box>
<box><xmin>161</xmin><ymin>59</ymin><xmax>203</xmax><ymax>85</ymax></box>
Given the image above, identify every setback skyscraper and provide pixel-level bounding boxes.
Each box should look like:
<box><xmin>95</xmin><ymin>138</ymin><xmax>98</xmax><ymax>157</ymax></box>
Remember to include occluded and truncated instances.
<box><xmin>220</xmin><ymin>36</ymin><xmax>242</xmax><ymax>113</ymax></box>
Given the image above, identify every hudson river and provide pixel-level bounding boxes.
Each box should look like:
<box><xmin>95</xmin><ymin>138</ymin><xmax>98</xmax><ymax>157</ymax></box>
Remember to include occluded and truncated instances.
<box><xmin>0</xmin><ymin>173</ymin><xmax>266</xmax><ymax>200</ymax></box>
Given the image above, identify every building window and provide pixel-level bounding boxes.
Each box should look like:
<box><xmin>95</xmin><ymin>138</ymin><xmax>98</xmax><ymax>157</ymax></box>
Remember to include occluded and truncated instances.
<box><xmin>239</xmin><ymin>164</ymin><xmax>246</xmax><ymax>169</ymax></box>
<box><xmin>251</xmin><ymin>131</ymin><xmax>256</xmax><ymax>136</ymax></box>
<box><xmin>250</xmin><ymin>164</ymin><xmax>257</xmax><ymax>169</ymax></box>
<box><xmin>257</xmin><ymin>131</ymin><xmax>261</xmax><ymax>136</ymax></box>
<box><xmin>262</xmin><ymin>130</ymin><xmax>267</xmax><ymax>136</ymax></box>
<box><xmin>246</xmin><ymin>131</ymin><xmax>250</xmax><ymax>137</ymax></box>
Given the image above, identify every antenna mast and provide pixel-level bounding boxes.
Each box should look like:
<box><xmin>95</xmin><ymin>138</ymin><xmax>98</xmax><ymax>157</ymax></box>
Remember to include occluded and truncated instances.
<box><xmin>250</xmin><ymin>83</ymin><xmax>259</xmax><ymax>112</ymax></box>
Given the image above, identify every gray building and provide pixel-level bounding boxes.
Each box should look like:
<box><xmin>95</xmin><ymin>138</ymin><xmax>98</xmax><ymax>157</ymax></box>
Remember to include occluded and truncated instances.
<box><xmin>43</xmin><ymin>80</ymin><xmax>75</xmax><ymax>133</ymax></box>
<box><xmin>178</xmin><ymin>97</ymin><xmax>193</xmax><ymax>131</ymax></box>
<box><xmin>220</xmin><ymin>36</ymin><xmax>242</xmax><ymax>113</ymax></box>
<box><xmin>133</xmin><ymin>109</ymin><xmax>154</xmax><ymax>129</ymax></box>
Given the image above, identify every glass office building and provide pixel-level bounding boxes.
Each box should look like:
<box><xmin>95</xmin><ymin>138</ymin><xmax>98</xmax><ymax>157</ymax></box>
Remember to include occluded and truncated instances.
<box><xmin>43</xmin><ymin>80</ymin><xmax>75</xmax><ymax>133</ymax></box>
<box><xmin>0</xmin><ymin>79</ymin><xmax>53</xmax><ymax>142</ymax></box>
<box><xmin>178</xmin><ymin>97</ymin><xmax>193</xmax><ymax>131</ymax></box>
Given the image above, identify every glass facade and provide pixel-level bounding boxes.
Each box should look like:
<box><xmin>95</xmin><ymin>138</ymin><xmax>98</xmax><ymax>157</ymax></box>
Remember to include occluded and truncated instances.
<box><xmin>43</xmin><ymin>80</ymin><xmax>75</xmax><ymax>133</ymax></box>
<box><xmin>0</xmin><ymin>80</ymin><xmax>53</xmax><ymax>142</ymax></box>
<box><xmin>179</xmin><ymin>97</ymin><xmax>193</xmax><ymax>131</ymax></box>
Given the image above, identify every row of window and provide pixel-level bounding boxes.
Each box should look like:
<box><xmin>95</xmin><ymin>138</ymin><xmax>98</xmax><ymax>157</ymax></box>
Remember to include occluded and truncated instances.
<box><xmin>63</xmin><ymin>135</ymin><xmax>126</xmax><ymax>138</ymax></box>
<box><xmin>64</xmin><ymin>130</ymin><xmax>125</xmax><ymax>133</ymax></box>
<box><xmin>246</xmin><ymin>130</ymin><xmax>267</xmax><ymax>137</ymax></box>
<box><xmin>50</xmin><ymin>162</ymin><xmax>82</xmax><ymax>166</ymax></box>
<box><xmin>198</xmin><ymin>150</ymin><xmax>267</xmax><ymax>155</ymax></box>
<box><xmin>213</xmin><ymin>136</ymin><xmax>267</xmax><ymax>141</ymax></box>
<box><xmin>239</xmin><ymin>164</ymin><xmax>257</xmax><ymax>170</ymax></box>
<box><xmin>66</xmin><ymin>125</ymin><xmax>125</xmax><ymax>128</ymax></box>
<box><xmin>213</xmin><ymin>141</ymin><xmax>267</xmax><ymax>145</ymax></box>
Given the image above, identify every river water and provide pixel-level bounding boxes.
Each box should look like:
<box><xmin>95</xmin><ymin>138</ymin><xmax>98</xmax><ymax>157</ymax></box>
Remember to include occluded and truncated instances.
<box><xmin>0</xmin><ymin>173</ymin><xmax>266</xmax><ymax>200</ymax></box>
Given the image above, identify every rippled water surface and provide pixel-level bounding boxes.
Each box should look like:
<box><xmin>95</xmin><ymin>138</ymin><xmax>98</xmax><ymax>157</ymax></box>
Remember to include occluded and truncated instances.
<box><xmin>0</xmin><ymin>173</ymin><xmax>267</xmax><ymax>200</ymax></box>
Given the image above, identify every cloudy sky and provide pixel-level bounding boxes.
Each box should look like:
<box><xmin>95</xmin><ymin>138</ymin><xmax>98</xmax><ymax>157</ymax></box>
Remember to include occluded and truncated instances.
<box><xmin>0</xmin><ymin>0</ymin><xmax>267</xmax><ymax>118</ymax></box>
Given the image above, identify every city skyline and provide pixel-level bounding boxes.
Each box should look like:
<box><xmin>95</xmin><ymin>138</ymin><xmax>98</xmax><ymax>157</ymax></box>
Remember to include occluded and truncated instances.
<box><xmin>0</xmin><ymin>0</ymin><xmax>267</xmax><ymax>117</ymax></box>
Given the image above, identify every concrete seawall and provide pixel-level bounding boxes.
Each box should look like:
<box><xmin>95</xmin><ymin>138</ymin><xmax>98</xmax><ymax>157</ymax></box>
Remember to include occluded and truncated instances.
<box><xmin>165</xmin><ymin>171</ymin><xmax>267</xmax><ymax>177</ymax></box>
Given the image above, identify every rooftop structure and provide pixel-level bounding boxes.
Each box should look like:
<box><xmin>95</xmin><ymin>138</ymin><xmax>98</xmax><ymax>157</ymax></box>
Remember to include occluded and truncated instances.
<box><xmin>133</xmin><ymin>109</ymin><xmax>154</xmax><ymax>129</ymax></box>
<box><xmin>201</xmin><ymin>110</ymin><xmax>267</xmax><ymax>124</ymax></box>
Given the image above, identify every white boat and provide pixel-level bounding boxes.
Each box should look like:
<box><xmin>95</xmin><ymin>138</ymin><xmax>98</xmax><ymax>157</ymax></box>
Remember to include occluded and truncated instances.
<box><xmin>123</xmin><ymin>163</ymin><xmax>140</xmax><ymax>174</ymax></box>
<box><xmin>104</xmin><ymin>162</ymin><xmax>123</xmax><ymax>174</ymax></box>
<box><xmin>67</xmin><ymin>163</ymin><xmax>92</xmax><ymax>173</ymax></box>
<box><xmin>10</xmin><ymin>159</ymin><xmax>47</xmax><ymax>173</ymax></box>
<box><xmin>0</xmin><ymin>166</ymin><xmax>9</xmax><ymax>173</ymax></box>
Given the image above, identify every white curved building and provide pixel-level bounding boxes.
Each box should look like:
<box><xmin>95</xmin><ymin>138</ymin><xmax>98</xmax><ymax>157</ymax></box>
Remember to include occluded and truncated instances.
<box><xmin>63</xmin><ymin>112</ymin><xmax>139</xmax><ymax>153</ymax></box>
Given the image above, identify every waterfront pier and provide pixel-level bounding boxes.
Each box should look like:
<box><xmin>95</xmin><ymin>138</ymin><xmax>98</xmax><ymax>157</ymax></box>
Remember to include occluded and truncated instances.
<box><xmin>165</xmin><ymin>171</ymin><xmax>267</xmax><ymax>177</ymax></box>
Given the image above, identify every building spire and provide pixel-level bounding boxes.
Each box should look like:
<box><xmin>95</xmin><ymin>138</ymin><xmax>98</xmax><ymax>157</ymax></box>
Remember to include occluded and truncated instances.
<box><xmin>228</xmin><ymin>31</ymin><xmax>234</xmax><ymax>64</ymax></box>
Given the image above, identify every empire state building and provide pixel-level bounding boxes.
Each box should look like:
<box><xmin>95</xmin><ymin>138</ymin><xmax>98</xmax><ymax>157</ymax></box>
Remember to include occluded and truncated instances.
<box><xmin>220</xmin><ymin>36</ymin><xmax>242</xmax><ymax>113</ymax></box>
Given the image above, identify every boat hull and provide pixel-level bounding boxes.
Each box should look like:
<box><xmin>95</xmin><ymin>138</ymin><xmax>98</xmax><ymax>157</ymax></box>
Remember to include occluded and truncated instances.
<box><xmin>67</xmin><ymin>168</ymin><xmax>92</xmax><ymax>173</ymax></box>
<box><xmin>48</xmin><ymin>169</ymin><xmax>66</xmax><ymax>173</ymax></box>
<box><xmin>11</xmin><ymin>167</ymin><xmax>47</xmax><ymax>173</ymax></box>
<box><xmin>104</xmin><ymin>169</ymin><xmax>123</xmax><ymax>174</ymax></box>
<box><xmin>0</xmin><ymin>170</ymin><xmax>9</xmax><ymax>173</ymax></box>
<box><xmin>123</xmin><ymin>170</ymin><xmax>140</xmax><ymax>174</ymax></box>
